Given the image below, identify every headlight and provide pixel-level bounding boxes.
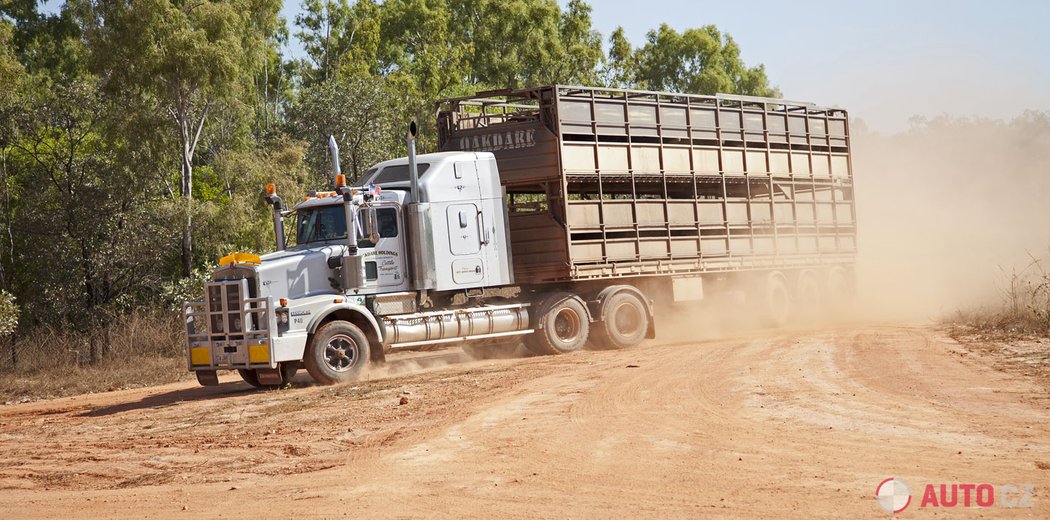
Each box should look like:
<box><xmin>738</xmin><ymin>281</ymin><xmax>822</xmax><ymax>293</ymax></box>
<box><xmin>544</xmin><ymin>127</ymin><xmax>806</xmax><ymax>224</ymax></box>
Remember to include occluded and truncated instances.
<box><xmin>276</xmin><ymin>309</ymin><xmax>289</xmax><ymax>324</ymax></box>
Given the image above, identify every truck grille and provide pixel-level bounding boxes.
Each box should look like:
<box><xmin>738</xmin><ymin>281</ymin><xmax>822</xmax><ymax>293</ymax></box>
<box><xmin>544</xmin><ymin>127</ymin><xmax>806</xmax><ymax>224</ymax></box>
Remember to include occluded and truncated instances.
<box><xmin>207</xmin><ymin>282</ymin><xmax>251</xmax><ymax>339</ymax></box>
<box><xmin>184</xmin><ymin>278</ymin><xmax>271</xmax><ymax>346</ymax></box>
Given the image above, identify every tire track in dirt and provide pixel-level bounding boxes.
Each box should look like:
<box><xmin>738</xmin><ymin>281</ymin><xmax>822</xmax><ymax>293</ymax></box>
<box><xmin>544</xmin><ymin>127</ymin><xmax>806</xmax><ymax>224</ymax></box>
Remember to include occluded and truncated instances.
<box><xmin>0</xmin><ymin>325</ymin><xmax>1047</xmax><ymax>518</ymax></box>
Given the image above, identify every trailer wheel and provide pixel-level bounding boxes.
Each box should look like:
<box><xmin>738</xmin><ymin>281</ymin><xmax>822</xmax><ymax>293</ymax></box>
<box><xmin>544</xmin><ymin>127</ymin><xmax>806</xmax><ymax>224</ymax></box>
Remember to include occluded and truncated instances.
<box><xmin>305</xmin><ymin>321</ymin><xmax>371</xmax><ymax>385</ymax></box>
<box><xmin>762</xmin><ymin>273</ymin><xmax>791</xmax><ymax>328</ymax></box>
<box><xmin>591</xmin><ymin>291</ymin><xmax>649</xmax><ymax>349</ymax></box>
<box><xmin>525</xmin><ymin>293</ymin><xmax>589</xmax><ymax>355</ymax></box>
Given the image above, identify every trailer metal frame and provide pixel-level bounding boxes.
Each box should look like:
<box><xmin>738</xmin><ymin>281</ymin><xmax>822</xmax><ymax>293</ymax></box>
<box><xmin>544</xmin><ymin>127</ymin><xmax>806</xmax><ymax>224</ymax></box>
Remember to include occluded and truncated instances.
<box><xmin>437</xmin><ymin>85</ymin><xmax>855</xmax><ymax>285</ymax></box>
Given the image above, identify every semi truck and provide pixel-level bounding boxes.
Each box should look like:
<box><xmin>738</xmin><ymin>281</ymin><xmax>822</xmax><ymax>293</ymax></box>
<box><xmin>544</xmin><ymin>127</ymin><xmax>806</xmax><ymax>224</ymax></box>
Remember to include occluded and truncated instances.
<box><xmin>183</xmin><ymin>85</ymin><xmax>856</xmax><ymax>387</ymax></box>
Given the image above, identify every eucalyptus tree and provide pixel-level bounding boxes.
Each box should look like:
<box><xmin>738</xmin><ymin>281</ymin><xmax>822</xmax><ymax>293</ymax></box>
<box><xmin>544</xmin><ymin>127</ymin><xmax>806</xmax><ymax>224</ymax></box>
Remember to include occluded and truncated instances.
<box><xmin>77</xmin><ymin>0</ymin><xmax>282</xmax><ymax>276</ymax></box>
<box><xmin>631</xmin><ymin>24</ymin><xmax>779</xmax><ymax>97</ymax></box>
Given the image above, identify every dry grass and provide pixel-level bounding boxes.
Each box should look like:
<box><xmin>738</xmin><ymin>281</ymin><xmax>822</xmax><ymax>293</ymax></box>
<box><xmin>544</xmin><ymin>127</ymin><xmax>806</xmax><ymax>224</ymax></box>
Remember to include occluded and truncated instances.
<box><xmin>947</xmin><ymin>255</ymin><xmax>1050</xmax><ymax>340</ymax></box>
<box><xmin>0</xmin><ymin>311</ymin><xmax>191</xmax><ymax>403</ymax></box>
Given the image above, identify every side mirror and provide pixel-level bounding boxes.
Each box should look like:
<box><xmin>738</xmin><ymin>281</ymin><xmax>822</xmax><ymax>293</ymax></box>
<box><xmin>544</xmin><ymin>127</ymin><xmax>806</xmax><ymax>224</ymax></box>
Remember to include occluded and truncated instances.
<box><xmin>363</xmin><ymin>206</ymin><xmax>380</xmax><ymax>244</ymax></box>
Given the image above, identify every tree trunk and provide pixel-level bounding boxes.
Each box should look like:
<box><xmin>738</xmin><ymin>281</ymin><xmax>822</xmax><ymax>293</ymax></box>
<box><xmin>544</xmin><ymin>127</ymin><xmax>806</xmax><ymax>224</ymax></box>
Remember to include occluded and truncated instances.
<box><xmin>0</xmin><ymin>145</ymin><xmax>8</xmax><ymax>289</ymax></box>
<box><xmin>8</xmin><ymin>330</ymin><xmax>16</xmax><ymax>369</ymax></box>
<box><xmin>180</xmin><ymin>151</ymin><xmax>193</xmax><ymax>277</ymax></box>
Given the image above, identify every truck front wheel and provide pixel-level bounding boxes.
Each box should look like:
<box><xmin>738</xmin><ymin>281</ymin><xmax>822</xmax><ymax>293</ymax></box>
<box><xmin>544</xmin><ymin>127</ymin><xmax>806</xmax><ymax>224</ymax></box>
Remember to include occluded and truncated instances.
<box><xmin>305</xmin><ymin>321</ymin><xmax>371</xmax><ymax>385</ymax></box>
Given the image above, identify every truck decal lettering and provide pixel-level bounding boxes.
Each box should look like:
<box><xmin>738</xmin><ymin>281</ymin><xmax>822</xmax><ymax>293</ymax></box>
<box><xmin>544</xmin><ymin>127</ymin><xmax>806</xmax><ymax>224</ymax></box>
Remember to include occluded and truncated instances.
<box><xmin>363</xmin><ymin>250</ymin><xmax>399</xmax><ymax>257</ymax></box>
<box><xmin>459</xmin><ymin>129</ymin><xmax>535</xmax><ymax>152</ymax></box>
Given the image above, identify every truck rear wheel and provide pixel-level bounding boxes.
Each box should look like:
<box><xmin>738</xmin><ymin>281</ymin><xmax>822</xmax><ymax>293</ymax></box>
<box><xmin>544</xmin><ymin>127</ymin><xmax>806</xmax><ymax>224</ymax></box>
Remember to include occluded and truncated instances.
<box><xmin>305</xmin><ymin>321</ymin><xmax>371</xmax><ymax>385</ymax></box>
<box><xmin>591</xmin><ymin>291</ymin><xmax>649</xmax><ymax>349</ymax></box>
<box><xmin>525</xmin><ymin>293</ymin><xmax>589</xmax><ymax>355</ymax></box>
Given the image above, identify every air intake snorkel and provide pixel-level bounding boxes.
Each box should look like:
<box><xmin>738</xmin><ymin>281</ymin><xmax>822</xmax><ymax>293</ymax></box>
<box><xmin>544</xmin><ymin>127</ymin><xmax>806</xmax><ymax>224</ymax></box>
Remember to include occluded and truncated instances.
<box><xmin>264</xmin><ymin>183</ymin><xmax>285</xmax><ymax>251</ymax></box>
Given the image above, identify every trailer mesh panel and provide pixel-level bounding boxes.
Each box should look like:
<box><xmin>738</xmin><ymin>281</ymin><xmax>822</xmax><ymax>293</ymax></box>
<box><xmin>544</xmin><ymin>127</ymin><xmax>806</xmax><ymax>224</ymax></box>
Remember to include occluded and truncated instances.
<box><xmin>437</xmin><ymin>85</ymin><xmax>855</xmax><ymax>283</ymax></box>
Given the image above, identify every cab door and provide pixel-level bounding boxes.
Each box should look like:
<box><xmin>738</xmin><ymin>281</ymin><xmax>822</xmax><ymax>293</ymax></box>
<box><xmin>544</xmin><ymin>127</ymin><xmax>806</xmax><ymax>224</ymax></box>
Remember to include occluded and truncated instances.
<box><xmin>359</xmin><ymin>205</ymin><xmax>409</xmax><ymax>292</ymax></box>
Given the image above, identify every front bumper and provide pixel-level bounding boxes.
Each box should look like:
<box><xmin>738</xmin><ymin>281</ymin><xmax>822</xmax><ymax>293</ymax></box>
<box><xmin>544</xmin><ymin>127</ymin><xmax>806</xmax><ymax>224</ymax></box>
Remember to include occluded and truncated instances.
<box><xmin>183</xmin><ymin>279</ymin><xmax>276</xmax><ymax>371</ymax></box>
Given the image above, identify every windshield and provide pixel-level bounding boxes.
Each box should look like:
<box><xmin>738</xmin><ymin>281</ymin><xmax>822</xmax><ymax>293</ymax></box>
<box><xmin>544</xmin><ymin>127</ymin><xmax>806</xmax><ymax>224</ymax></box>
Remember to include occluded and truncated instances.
<box><xmin>294</xmin><ymin>204</ymin><xmax>400</xmax><ymax>247</ymax></box>
<box><xmin>295</xmin><ymin>205</ymin><xmax>348</xmax><ymax>245</ymax></box>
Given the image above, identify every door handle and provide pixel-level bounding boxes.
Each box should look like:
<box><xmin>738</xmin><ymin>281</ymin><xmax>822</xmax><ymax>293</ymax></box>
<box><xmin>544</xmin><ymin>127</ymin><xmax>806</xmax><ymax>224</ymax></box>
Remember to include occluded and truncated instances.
<box><xmin>477</xmin><ymin>211</ymin><xmax>489</xmax><ymax>245</ymax></box>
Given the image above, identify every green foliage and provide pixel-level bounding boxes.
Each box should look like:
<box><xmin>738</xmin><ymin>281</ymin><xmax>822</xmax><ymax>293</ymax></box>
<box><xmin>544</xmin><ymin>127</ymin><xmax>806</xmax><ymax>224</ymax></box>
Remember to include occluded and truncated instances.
<box><xmin>289</xmin><ymin>75</ymin><xmax>405</xmax><ymax>182</ymax></box>
<box><xmin>158</xmin><ymin>265</ymin><xmax>213</xmax><ymax>313</ymax></box>
<box><xmin>78</xmin><ymin>0</ymin><xmax>283</xmax><ymax>276</ymax></box>
<box><xmin>608</xmin><ymin>23</ymin><xmax>779</xmax><ymax>97</ymax></box>
<box><xmin>459</xmin><ymin>0</ymin><xmax>601</xmax><ymax>88</ymax></box>
<box><xmin>0</xmin><ymin>0</ymin><xmax>785</xmax><ymax>360</ymax></box>
<box><xmin>296</xmin><ymin>0</ymin><xmax>381</xmax><ymax>83</ymax></box>
<box><xmin>2</xmin><ymin>1</ymin><xmax>84</xmax><ymax>79</ymax></box>
<box><xmin>6</xmin><ymin>78</ymin><xmax>168</xmax><ymax>326</ymax></box>
<box><xmin>0</xmin><ymin>290</ymin><xmax>17</xmax><ymax>335</ymax></box>
<box><xmin>194</xmin><ymin>137</ymin><xmax>312</xmax><ymax>260</ymax></box>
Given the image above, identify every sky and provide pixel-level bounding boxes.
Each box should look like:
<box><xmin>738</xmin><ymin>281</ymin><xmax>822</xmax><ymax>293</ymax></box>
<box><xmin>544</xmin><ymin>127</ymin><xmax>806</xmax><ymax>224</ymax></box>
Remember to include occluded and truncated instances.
<box><xmin>42</xmin><ymin>0</ymin><xmax>1050</xmax><ymax>132</ymax></box>
<box><xmin>278</xmin><ymin>0</ymin><xmax>1050</xmax><ymax>132</ymax></box>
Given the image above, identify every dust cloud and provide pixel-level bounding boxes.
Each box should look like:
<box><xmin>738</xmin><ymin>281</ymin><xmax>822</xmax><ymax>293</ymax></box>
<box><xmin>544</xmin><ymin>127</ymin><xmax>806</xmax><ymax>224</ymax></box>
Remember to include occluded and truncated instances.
<box><xmin>851</xmin><ymin>112</ymin><xmax>1050</xmax><ymax>321</ymax></box>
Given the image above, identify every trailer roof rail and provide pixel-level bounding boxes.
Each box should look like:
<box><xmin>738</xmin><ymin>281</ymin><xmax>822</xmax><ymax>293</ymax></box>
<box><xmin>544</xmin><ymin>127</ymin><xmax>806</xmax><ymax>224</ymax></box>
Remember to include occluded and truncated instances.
<box><xmin>438</xmin><ymin>85</ymin><xmax>843</xmax><ymax>116</ymax></box>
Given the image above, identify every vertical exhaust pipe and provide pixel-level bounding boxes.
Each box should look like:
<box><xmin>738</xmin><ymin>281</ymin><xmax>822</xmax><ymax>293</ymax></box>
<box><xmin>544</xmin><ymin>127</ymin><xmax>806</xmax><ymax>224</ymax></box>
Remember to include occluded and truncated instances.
<box><xmin>329</xmin><ymin>135</ymin><xmax>365</xmax><ymax>290</ymax></box>
<box><xmin>264</xmin><ymin>183</ymin><xmax>285</xmax><ymax>251</ymax></box>
<box><xmin>328</xmin><ymin>135</ymin><xmax>342</xmax><ymax>182</ymax></box>
<box><xmin>407</xmin><ymin>122</ymin><xmax>420</xmax><ymax>203</ymax></box>
<box><xmin>328</xmin><ymin>135</ymin><xmax>356</xmax><ymax>256</ymax></box>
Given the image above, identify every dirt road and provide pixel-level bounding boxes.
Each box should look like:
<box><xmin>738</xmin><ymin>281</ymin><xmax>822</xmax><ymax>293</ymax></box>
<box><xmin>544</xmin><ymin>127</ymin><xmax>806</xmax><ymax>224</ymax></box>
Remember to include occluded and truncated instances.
<box><xmin>0</xmin><ymin>325</ymin><xmax>1047</xmax><ymax>518</ymax></box>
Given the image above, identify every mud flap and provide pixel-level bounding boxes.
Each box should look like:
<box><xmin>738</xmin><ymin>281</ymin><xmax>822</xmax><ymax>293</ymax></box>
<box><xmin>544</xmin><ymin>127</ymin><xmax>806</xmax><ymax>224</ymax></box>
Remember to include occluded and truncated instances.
<box><xmin>255</xmin><ymin>368</ymin><xmax>284</xmax><ymax>386</ymax></box>
<box><xmin>195</xmin><ymin>370</ymin><xmax>219</xmax><ymax>386</ymax></box>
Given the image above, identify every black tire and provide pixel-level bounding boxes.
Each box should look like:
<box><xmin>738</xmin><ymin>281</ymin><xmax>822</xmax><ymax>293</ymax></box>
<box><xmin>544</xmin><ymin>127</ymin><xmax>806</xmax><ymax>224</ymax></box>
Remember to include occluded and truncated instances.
<box><xmin>762</xmin><ymin>273</ymin><xmax>791</xmax><ymax>328</ymax></box>
<box><xmin>591</xmin><ymin>291</ymin><xmax>649</xmax><ymax>349</ymax></box>
<box><xmin>525</xmin><ymin>293</ymin><xmax>589</xmax><ymax>356</ymax></box>
<box><xmin>238</xmin><ymin>368</ymin><xmax>262</xmax><ymax>388</ymax></box>
<box><xmin>304</xmin><ymin>321</ymin><xmax>371</xmax><ymax>385</ymax></box>
<box><xmin>280</xmin><ymin>361</ymin><xmax>299</xmax><ymax>384</ymax></box>
<box><xmin>238</xmin><ymin>362</ymin><xmax>299</xmax><ymax>389</ymax></box>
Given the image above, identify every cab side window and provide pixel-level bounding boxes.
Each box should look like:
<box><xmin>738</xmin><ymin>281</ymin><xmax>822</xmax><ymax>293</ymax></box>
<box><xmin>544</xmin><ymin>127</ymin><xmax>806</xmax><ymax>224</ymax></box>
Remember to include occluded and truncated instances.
<box><xmin>358</xmin><ymin>207</ymin><xmax>398</xmax><ymax>248</ymax></box>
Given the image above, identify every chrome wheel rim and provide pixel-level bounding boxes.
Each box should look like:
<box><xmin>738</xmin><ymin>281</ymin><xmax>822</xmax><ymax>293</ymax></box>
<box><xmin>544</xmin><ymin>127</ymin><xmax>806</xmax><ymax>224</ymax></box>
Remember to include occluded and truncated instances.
<box><xmin>324</xmin><ymin>334</ymin><xmax>359</xmax><ymax>372</ymax></box>
<box><xmin>553</xmin><ymin>308</ymin><xmax>581</xmax><ymax>343</ymax></box>
<box><xmin>612</xmin><ymin>301</ymin><xmax>643</xmax><ymax>337</ymax></box>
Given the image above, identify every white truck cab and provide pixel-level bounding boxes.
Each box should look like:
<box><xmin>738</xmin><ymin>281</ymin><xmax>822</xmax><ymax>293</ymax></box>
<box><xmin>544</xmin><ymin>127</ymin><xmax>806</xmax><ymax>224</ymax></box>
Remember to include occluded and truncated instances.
<box><xmin>184</xmin><ymin>144</ymin><xmax>524</xmax><ymax>388</ymax></box>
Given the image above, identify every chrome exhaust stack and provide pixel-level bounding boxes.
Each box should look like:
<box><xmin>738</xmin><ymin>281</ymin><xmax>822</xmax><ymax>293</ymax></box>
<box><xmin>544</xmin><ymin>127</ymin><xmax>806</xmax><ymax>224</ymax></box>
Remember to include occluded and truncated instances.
<box><xmin>407</xmin><ymin>121</ymin><xmax>420</xmax><ymax>203</ymax></box>
<box><xmin>403</xmin><ymin>121</ymin><xmax>436</xmax><ymax>293</ymax></box>
<box><xmin>329</xmin><ymin>135</ymin><xmax>365</xmax><ymax>291</ymax></box>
